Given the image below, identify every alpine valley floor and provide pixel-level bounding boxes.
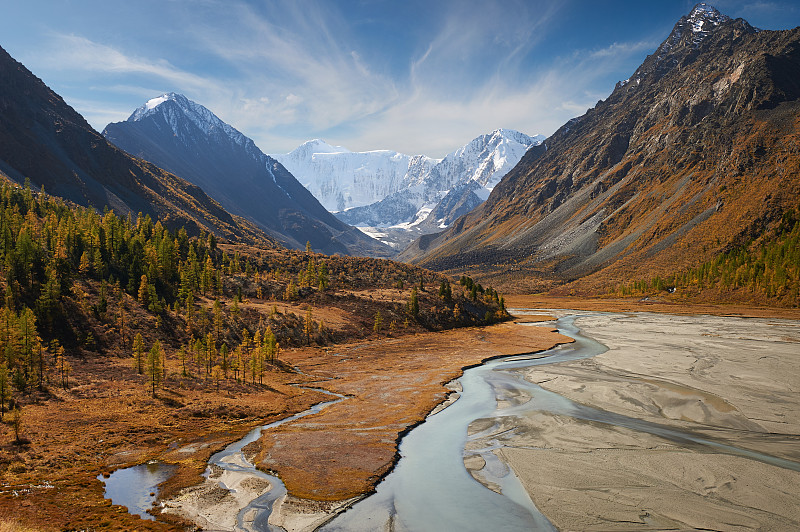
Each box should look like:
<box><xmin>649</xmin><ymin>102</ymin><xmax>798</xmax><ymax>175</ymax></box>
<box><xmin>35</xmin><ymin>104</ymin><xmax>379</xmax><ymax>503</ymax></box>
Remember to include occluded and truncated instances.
<box><xmin>471</xmin><ymin>307</ymin><xmax>800</xmax><ymax>530</ymax></box>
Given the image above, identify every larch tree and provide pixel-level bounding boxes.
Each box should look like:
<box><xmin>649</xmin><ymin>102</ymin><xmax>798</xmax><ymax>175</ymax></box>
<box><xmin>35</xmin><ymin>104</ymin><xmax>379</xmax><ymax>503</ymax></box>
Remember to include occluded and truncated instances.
<box><xmin>213</xmin><ymin>299</ymin><xmax>223</xmax><ymax>344</ymax></box>
<box><xmin>147</xmin><ymin>340</ymin><xmax>163</xmax><ymax>397</ymax></box>
<box><xmin>10</xmin><ymin>406</ymin><xmax>23</xmax><ymax>444</ymax></box>
<box><xmin>132</xmin><ymin>333</ymin><xmax>145</xmax><ymax>374</ymax></box>
<box><xmin>304</xmin><ymin>308</ymin><xmax>314</xmax><ymax>345</ymax></box>
<box><xmin>0</xmin><ymin>362</ymin><xmax>10</xmax><ymax>420</ymax></box>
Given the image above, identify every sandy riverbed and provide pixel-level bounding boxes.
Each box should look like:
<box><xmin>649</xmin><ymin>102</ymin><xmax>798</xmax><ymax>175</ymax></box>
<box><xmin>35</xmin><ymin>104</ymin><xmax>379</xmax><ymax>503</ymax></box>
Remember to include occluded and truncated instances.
<box><xmin>161</xmin><ymin>453</ymin><xmax>272</xmax><ymax>530</ymax></box>
<box><xmin>159</xmin><ymin>321</ymin><xmax>570</xmax><ymax>530</ymax></box>
<box><xmin>475</xmin><ymin>311</ymin><xmax>800</xmax><ymax>530</ymax></box>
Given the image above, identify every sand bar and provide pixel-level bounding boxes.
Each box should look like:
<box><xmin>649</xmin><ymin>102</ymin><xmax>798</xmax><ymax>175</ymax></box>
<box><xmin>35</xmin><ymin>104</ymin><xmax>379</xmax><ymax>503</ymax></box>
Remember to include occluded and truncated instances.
<box><xmin>486</xmin><ymin>311</ymin><xmax>800</xmax><ymax>530</ymax></box>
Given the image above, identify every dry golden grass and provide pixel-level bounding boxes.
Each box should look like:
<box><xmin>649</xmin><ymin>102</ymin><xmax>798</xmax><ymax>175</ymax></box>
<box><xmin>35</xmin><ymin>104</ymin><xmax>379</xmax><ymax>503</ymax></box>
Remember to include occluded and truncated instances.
<box><xmin>255</xmin><ymin>322</ymin><xmax>570</xmax><ymax>500</ymax></box>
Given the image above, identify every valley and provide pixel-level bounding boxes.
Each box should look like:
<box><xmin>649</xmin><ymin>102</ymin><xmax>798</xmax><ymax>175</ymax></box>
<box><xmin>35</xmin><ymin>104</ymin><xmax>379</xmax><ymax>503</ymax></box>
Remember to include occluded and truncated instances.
<box><xmin>0</xmin><ymin>2</ymin><xmax>798</xmax><ymax>531</ymax></box>
<box><xmin>0</xmin><ymin>311</ymin><xmax>568</xmax><ymax>530</ymax></box>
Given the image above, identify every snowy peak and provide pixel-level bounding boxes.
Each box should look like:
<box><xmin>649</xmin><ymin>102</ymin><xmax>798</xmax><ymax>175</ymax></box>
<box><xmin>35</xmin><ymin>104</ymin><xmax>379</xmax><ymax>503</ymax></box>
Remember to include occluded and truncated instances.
<box><xmin>663</xmin><ymin>3</ymin><xmax>734</xmax><ymax>52</ymax></box>
<box><xmin>619</xmin><ymin>3</ymin><xmax>755</xmax><ymax>91</ymax></box>
<box><xmin>273</xmin><ymin>141</ymin><xmax>438</xmax><ymax>213</ymax></box>
<box><xmin>441</xmin><ymin>128</ymin><xmax>544</xmax><ymax>190</ymax></box>
<box><xmin>687</xmin><ymin>3</ymin><xmax>731</xmax><ymax>34</ymax></box>
<box><xmin>290</xmin><ymin>139</ymin><xmax>351</xmax><ymax>160</ymax></box>
<box><xmin>279</xmin><ymin>128</ymin><xmax>543</xmax><ymax>233</ymax></box>
<box><xmin>127</xmin><ymin>92</ymin><xmax>254</xmax><ymax>152</ymax></box>
<box><xmin>307</xmin><ymin>139</ymin><xmax>349</xmax><ymax>153</ymax></box>
<box><xmin>129</xmin><ymin>92</ymin><xmax>190</xmax><ymax>121</ymax></box>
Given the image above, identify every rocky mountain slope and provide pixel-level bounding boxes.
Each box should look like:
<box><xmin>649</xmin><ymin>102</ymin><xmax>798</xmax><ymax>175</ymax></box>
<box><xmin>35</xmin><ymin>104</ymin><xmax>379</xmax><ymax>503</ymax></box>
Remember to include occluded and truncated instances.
<box><xmin>104</xmin><ymin>94</ymin><xmax>391</xmax><ymax>257</ymax></box>
<box><xmin>402</xmin><ymin>4</ymin><xmax>800</xmax><ymax>296</ymax></box>
<box><xmin>0</xmin><ymin>47</ymin><xmax>270</xmax><ymax>245</ymax></box>
<box><xmin>274</xmin><ymin>129</ymin><xmax>543</xmax><ymax>232</ymax></box>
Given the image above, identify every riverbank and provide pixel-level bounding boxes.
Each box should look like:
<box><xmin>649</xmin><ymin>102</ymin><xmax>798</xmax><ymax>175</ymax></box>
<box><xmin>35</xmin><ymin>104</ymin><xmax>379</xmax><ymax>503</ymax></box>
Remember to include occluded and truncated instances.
<box><xmin>485</xmin><ymin>310</ymin><xmax>800</xmax><ymax>530</ymax></box>
<box><xmin>505</xmin><ymin>294</ymin><xmax>800</xmax><ymax>320</ymax></box>
<box><xmin>153</xmin><ymin>321</ymin><xmax>570</xmax><ymax>530</ymax></box>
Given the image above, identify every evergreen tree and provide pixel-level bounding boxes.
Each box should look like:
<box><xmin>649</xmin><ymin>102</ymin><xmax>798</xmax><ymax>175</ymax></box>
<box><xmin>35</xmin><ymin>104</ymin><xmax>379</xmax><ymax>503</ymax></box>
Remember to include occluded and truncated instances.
<box><xmin>408</xmin><ymin>288</ymin><xmax>419</xmax><ymax>318</ymax></box>
<box><xmin>304</xmin><ymin>308</ymin><xmax>314</xmax><ymax>345</ymax></box>
<box><xmin>0</xmin><ymin>363</ymin><xmax>10</xmax><ymax>420</ymax></box>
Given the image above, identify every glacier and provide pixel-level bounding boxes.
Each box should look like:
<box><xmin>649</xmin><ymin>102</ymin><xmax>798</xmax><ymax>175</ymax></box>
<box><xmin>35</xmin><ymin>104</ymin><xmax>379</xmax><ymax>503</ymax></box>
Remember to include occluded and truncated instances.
<box><xmin>272</xmin><ymin>128</ymin><xmax>544</xmax><ymax>234</ymax></box>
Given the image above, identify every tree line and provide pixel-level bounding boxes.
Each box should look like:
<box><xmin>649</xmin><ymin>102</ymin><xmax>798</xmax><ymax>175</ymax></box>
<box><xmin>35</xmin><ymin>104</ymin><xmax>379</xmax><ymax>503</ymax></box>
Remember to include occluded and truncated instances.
<box><xmin>613</xmin><ymin>206</ymin><xmax>800</xmax><ymax>306</ymax></box>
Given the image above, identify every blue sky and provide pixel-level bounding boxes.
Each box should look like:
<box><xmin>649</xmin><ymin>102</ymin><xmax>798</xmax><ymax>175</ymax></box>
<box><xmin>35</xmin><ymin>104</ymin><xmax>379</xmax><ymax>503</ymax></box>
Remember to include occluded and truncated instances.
<box><xmin>2</xmin><ymin>1</ymin><xmax>799</xmax><ymax>157</ymax></box>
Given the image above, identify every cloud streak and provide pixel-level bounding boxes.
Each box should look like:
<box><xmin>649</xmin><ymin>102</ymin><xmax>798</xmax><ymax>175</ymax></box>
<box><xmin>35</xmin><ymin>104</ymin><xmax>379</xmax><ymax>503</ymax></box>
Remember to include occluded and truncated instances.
<box><xmin>17</xmin><ymin>1</ymin><xmax>665</xmax><ymax>157</ymax></box>
<box><xmin>37</xmin><ymin>34</ymin><xmax>214</xmax><ymax>93</ymax></box>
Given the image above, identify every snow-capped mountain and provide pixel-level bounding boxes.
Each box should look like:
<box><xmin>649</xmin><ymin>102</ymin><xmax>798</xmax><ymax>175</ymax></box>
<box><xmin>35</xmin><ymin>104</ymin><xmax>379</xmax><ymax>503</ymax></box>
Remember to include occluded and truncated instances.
<box><xmin>103</xmin><ymin>93</ymin><xmax>392</xmax><ymax>257</ymax></box>
<box><xmin>274</xmin><ymin>129</ymin><xmax>544</xmax><ymax>234</ymax></box>
<box><xmin>618</xmin><ymin>3</ymin><xmax>741</xmax><ymax>91</ymax></box>
<box><xmin>273</xmin><ymin>140</ymin><xmax>439</xmax><ymax>212</ymax></box>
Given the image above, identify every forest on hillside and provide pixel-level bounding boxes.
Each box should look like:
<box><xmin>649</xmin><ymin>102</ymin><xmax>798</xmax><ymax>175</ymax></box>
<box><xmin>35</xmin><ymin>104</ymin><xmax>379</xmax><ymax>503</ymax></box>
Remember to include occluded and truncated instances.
<box><xmin>0</xmin><ymin>181</ymin><xmax>508</xmax><ymax>421</ymax></box>
<box><xmin>612</xmin><ymin>205</ymin><xmax>800</xmax><ymax>307</ymax></box>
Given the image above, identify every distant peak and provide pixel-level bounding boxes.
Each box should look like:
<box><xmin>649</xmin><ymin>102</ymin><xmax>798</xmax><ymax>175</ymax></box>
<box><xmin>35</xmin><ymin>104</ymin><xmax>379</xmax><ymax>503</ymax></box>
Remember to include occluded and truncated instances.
<box><xmin>304</xmin><ymin>139</ymin><xmax>334</xmax><ymax>148</ymax></box>
<box><xmin>625</xmin><ymin>2</ymin><xmax>742</xmax><ymax>86</ymax></box>
<box><xmin>486</xmin><ymin>128</ymin><xmax>545</xmax><ymax>146</ymax></box>
<box><xmin>123</xmin><ymin>93</ymin><xmax>261</xmax><ymax>155</ymax></box>
<box><xmin>143</xmin><ymin>92</ymin><xmax>181</xmax><ymax>110</ymax></box>
<box><xmin>687</xmin><ymin>3</ymin><xmax>730</xmax><ymax>33</ymax></box>
<box><xmin>129</xmin><ymin>92</ymin><xmax>189</xmax><ymax>121</ymax></box>
<box><xmin>290</xmin><ymin>139</ymin><xmax>350</xmax><ymax>155</ymax></box>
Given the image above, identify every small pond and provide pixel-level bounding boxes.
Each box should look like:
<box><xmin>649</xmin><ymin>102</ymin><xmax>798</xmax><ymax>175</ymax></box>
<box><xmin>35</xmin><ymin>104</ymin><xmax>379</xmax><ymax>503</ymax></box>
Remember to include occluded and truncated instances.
<box><xmin>98</xmin><ymin>460</ymin><xmax>176</xmax><ymax>520</ymax></box>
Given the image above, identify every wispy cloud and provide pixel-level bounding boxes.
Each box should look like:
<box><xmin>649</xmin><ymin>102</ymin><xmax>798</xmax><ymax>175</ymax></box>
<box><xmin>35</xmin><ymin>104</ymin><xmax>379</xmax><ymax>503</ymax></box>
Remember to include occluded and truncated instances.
<box><xmin>187</xmin><ymin>1</ymin><xmax>399</xmax><ymax>137</ymax></box>
<box><xmin>37</xmin><ymin>33</ymin><xmax>214</xmax><ymax>93</ymax></box>
<box><xmin>335</xmin><ymin>23</ymin><xmax>658</xmax><ymax>156</ymax></box>
<box><xmin>15</xmin><ymin>0</ymin><xmax>661</xmax><ymax>158</ymax></box>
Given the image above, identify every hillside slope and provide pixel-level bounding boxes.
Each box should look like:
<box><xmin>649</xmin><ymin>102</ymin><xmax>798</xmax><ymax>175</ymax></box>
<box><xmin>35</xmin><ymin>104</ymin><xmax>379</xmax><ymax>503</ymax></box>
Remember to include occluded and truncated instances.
<box><xmin>402</xmin><ymin>5</ymin><xmax>800</xmax><ymax>298</ymax></box>
<box><xmin>0</xmin><ymin>47</ymin><xmax>270</xmax><ymax>245</ymax></box>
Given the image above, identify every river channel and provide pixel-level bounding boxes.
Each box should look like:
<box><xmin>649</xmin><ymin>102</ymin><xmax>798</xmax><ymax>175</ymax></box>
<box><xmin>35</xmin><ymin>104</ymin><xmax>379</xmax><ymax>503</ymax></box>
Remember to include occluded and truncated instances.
<box><xmin>322</xmin><ymin>310</ymin><xmax>800</xmax><ymax>530</ymax></box>
<box><xmin>104</xmin><ymin>310</ymin><xmax>800</xmax><ymax>529</ymax></box>
<box><xmin>320</xmin><ymin>313</ymin><xmax>602</xmax><ymax>531</ymax></box>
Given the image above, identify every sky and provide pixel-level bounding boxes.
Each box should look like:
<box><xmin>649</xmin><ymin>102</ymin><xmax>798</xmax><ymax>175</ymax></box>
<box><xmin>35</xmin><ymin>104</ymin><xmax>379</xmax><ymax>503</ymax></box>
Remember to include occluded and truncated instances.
<box><xmin>2</xmin><ymin>1</ymin><xmax>799</xmax><ymax>158</ymax></box>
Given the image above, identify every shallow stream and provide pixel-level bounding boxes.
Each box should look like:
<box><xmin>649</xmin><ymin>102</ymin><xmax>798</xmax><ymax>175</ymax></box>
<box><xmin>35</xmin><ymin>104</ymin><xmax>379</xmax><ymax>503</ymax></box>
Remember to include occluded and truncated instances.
<box><xmin>322</xmin><ymin>311</ymin><xmax>800</xmax><ymax>530</ymax></box>
<box><xmin>103</xmin><ymin>311</ymin><xmax>800</xmax><ymax>530</ymax></box>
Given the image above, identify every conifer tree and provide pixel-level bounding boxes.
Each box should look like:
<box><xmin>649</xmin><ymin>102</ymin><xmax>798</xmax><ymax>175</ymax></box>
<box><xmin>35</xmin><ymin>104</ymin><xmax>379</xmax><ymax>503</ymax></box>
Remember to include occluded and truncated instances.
<box><xmin>132</xmin><ymin>333</ymin><xmax>145</xmax><ymax>374</ymax></box>
<box><xmin>147</xmin><ymin>340</ymin><xmax>163</xmax><ymax>397</ymax></box>
<box><xmin>0</xmin><ymin>363</ymin><xmax>10</xmax><ymax>420</ymax></box>
<box><xmin>304</xmin><ymin>308</ymin><xmax>314</xmax><ymax>345</ymax></box>
<box><xmin>11</xmin><ymin>406</ymin><xmax>23</xmax><ymax>444</ymax></box>
<box><xmin>178</xmin><ymin>346</ymin><xmax>189</xmax><ymax>377</ymax></box>
<box><xmin>220</xmin><ymin>343</ymin><xmax>229</xmax><ymax>378</ymax></box>
<box><xmin>264</xmin><ymin>327</ymin><xmax>277</xmax><ymax>363</ymax></box>
<box><xmin>138</xmin><ymin>274</ymin><xmax>149</xmax><ymax>306</ymax></box>
<box><xmin>408</xmin><ymin>288</ymin><xmax>419</xmax><ymax>318</ymax></box>
<box><xmin>213</xmin><ymin>299</ymin><xmax>223</xmax><ymax>343</ymax></box>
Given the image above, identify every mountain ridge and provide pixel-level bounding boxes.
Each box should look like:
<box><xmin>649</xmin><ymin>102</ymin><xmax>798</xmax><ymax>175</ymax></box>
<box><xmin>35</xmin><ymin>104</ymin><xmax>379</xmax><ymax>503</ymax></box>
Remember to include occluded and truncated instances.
<box><xmin>0</xmin><ymin>46</ymin><xmax>271</xmax><ymax>246</ymax></box>
<box><xmin>103</xmin><ymin>93</ymin><xmax>392</xmax><ymax>257</ymax></box>
<box><xmin>401</xmin><ymin>4</ymin><xmax>800</xmax><ymax>300</ymax></box>
<box><xmin>273</xmin><ymin>129</ymin><xmax>544</xmax><ymax>247</ymax></box>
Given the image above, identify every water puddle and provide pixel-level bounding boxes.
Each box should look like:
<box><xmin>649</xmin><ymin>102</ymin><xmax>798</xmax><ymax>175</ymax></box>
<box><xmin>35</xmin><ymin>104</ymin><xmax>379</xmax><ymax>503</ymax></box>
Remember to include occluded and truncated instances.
<box><xmin>100</xmin><ymin>388</ymin><xmax>344</xmax><ymax>529</ymax></box>
<box><xmin>98</xmin><ymin>461</ymin><xmax>176</xmax><ymax>521</ymax></box>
